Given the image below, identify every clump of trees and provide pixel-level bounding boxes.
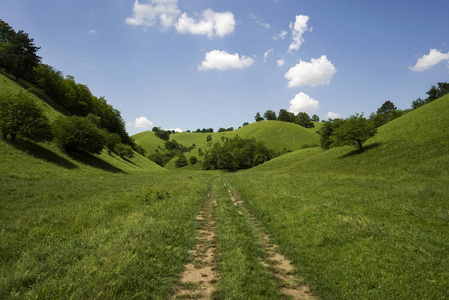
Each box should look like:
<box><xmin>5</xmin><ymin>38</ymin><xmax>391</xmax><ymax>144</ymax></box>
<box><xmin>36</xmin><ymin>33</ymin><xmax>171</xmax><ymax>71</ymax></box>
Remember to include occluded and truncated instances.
<box><xmin>369</xmin><ymin>100</ymin><xmax>406</xmax><ymax>127</ymax></box>
<box><xmin>318</xmin><ymin>113</ymin><xmax>376</xmax><ymax>151</ymax></box>
<box><xmin>255</xmin><ymin>109</ymin><xmax>315</xmax><ymax>129</ymax></box>
<box><xmin>0</xmin><ymin>19</ymin><xmax>137</xmax><ymax>153</ymax></box>
<box><xmin>202</xmin><ymin>136</ymin><xmax>274</xmax><ymax>171</ymax></box>
<box><xmin>148</xmin><ymin>139</ymin><xmax>192</xmax><ymax>167</ymax></box>
<box><xmin>412</xmin><ymin>82</ymin><xmax>449</xmax><ymax>109</ymax></box>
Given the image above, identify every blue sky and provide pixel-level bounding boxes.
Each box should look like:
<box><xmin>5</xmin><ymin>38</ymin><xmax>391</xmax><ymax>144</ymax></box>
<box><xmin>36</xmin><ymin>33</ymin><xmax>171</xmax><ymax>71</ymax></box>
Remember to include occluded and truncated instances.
<box><xmin>2</xmin><ymin>0</ymin><xmax>449</xmax><ymax>134</ymax></box>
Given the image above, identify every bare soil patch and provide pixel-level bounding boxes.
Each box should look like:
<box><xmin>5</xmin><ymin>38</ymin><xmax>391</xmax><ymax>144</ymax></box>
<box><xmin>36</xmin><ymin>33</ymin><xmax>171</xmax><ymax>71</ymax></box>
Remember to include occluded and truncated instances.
<box><xmin>171</xmin><ymin>192</ymin><xmax>219</xmax><ymax>299</ymax></box>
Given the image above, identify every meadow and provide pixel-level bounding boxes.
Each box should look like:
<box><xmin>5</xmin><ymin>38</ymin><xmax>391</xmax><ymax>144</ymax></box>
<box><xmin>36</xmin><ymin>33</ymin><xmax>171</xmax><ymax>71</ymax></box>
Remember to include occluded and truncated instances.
<box><xmin>1</xmin><ymin>71</ymin><xmax>448</xmax><ymax>298</ymax></box>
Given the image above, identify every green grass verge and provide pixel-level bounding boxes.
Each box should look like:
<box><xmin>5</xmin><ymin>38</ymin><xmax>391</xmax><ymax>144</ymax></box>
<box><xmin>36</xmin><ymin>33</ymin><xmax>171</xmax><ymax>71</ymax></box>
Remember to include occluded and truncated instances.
<box><xmin>212</xmin><ymin>179</ymin><xmax>280</xmax><ymax>299</ymax></box>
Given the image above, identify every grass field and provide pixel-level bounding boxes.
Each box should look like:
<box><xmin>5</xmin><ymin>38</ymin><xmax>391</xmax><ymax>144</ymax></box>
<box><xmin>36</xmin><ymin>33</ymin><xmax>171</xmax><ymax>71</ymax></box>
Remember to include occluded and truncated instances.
<box><xmin>1</xmin><ymin>73</ymin><xmax>449</xmax><ymax>298</ymax></box>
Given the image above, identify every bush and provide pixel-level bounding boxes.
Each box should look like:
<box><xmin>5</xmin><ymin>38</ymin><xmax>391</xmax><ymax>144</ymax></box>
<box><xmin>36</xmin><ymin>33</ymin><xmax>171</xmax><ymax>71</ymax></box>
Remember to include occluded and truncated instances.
<box><xmin>115</xmin><ymin>143</ymin><xmax>134</xmax><ymax>159</ymax></box>
<box><xmin>189</xmin><ymin>156</ymin><xmax>198</xmax><ymax>165</ymax></box>
<box><xmin>175</xmin><ymin>154</ymin><xmax>188</xmax><ymax>168</ymax></box>
<box><xmin>0</xmin><ymin>92</ymin><xmax>52</xmax><ymax>142</ymax></box>
<box><xmin>53</xmin><ymin>115</ymin><xmax>105</xmax><ymax>154</ymax></box>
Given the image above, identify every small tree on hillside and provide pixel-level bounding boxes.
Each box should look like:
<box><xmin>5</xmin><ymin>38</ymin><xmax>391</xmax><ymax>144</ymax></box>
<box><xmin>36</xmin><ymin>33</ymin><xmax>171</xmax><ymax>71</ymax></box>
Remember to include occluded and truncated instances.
<box><xmin>277</xmin><ymin>109</ymin><xmax>296</xmax><ymax>123</ymax></box>
<box><xmin>332</xmin><ymin>113</ymin><xmax>376</xmax><ymax>151</ymax></box>
<box><xmin>53</xmin><ymin>115</ymin><xmax>105</xmax><ymax>154</ymax></box>
<box><xmin>295</xmin><ymin>112</ymin><xmax>315</xmax><ymax>129</ymax></box>
<box><xmin>264</xmin><ymin>110</ymin><xmax>277</xmax><ymax>120</ymax></box>
<box><xmin>175</xmin><ymin>154</ymin><xmax>188</xmax><ymax>168</ymax></box>
<box><xmin>255</xmin><ymin>112</ymin><xmax>264</xmax><ymax>122</ymax></box>
<box><xmin>0</xmin><ymin>92</ymin><xmax>52</xmax><ymax>142</ymax></box>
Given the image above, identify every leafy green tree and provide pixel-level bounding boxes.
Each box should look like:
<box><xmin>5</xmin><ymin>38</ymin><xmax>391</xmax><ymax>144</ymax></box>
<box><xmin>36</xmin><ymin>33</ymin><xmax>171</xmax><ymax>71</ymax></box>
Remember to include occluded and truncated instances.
<box><xmin>175</xmin><ymin>154</ymin><xmax>188</xmax><ymax>168</ymax></box>
<box><xmin>53</xmin><ymin>116</ymin><xmax>105</xmax><ymax>154</ymax></box>
<box><xmin>0</xmin><ymin>92</ymin><xmax>52</xmax><ymax>142</ymax></box>
<box><xmin>255</xmin><ymin>112</ymin><xmax>264</xmax><ymax>122</ymax></box>
<box><xmin>412</xmin><ymin>82</ymin><xmax>449</xmax><ymax>109</ymax></box>
<box><xmin>2</xmin><ymin>30</ymin><xmax>41</xmax><ymax>81</ymax></box>
<box><xmin>155</xmin><ymin>129</ymin><xmax>170</xmax><ymax>141</ymax></box>
<box><xmin>277</xmin><ymin>109</ymin><xmax>296</xmax><ymax>123</ymax></box>
<box><xmin>101</xmin><ymin>130</ymin><xmax>122</xmax><ymax>155</ymax></box>
<box><xmin>264</xmin><ymin>110</ymin><xmax>277</xmax><ymax>120</ymax></box>
<box><xmin>295</xmin><ymin>112</ymin><xmax>315</xmax><ymax>128</ymax></box>
<box><xmin>0</xmin><ymin>19</ymin><xmax>15</xmax><ymax>68</ymax></box>
<box><xmin>206</xmin><ymin>134</ymin><xmax>212</xmax><ymax>142</ymax></box>
<box><xmin>332</xmin><ymin>113</ymin><xmax>377</xmax><ymax>151</ymax></box>
<box><xmin>115</xmin><ymin>143</ymin><xmax>134</xmax><ymax>159</ymax></box>
<box><xmin>242</xmin><ymin>122</ymin><xmax>249</xmax><ymax>126</ymax></box>
<box><xmin>311</xmin><ymin>114</ymin><xmax>320</xmax><ymax>122</ymax></box>
<box><xmin>318</xmin><ymin>119</ymin><xmax>343</xmax><ymax>149</ymax></box>
<box><xmin>189</xmin><ymin>156</ymin><xmax>198</xmax><ymax>165</ymax></box>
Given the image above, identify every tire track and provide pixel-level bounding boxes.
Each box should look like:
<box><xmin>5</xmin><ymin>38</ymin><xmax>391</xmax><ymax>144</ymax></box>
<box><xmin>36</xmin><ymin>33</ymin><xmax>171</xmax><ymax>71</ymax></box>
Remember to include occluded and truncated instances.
<box><xmin>171</xmin><ymin>192</ymin><xmax>219</xmax><ymax>299</ymax></box>
<box><xmin>224</xmin><ymin>181</ymin><xmax>316</xmax><ymax>300</ymax></box>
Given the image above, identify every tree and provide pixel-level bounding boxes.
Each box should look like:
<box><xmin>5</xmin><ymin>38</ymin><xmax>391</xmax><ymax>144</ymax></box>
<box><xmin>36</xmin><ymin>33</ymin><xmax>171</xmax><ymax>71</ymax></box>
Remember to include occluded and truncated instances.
<box><xmin>332</xmin><ymin>113</ymin><xmax>376</xmax><ymax>151</ymax></box>
<box><xmin>318</xmin><ymin>119</ymin><xmax>343</xmax><ymax>149</ymax></box>
<box><xmin>264</xmin><ymin>110</ymin><xmax>277</xmax><ymax>120</ymax></box>
<box><xmin>0</xmin><ymin>92</ymin><xmax>52</xmax><ymax>142</ymax></box>
<box><xmin>277</xmin><ymin>109</ymin><xmax>296</xmax><ymax>123</ymax></box>
<box><xmin>206</xmin><ymin>135</ymin><xmax>212</xmax><ymax>142</ymax></box>
<box><xmin>53</xmin><ymin>116</ymin><xmax>105</xmax><ymax>154</ymax></box>
<box><xmin>370</xmin><ymin>100</ymin><xmax>398</xmax><ymax>127</ymax></box>
<box><xmin>311</xmin><ymin>114</ymin><xmax>320</xmax><ymax>122</ymax></box>
<box><xmin>255</xmin><ymin>112</ymin><xmax>264</xmax><ymax>122</ymax></box>
<box><xmin>154</xmin><ymin>129</ymin><xmax>170</xmax><ymax>141</ymax></box>
<box><xmin>411</xmin><ymin>82</ymin><xmax>449</xmax><ymax>109</ymax></box>
<box><xmin>189</xmin><ymin>156</ymin><xmax>198</xmax><ymax>165</ymax></box>
<box><xmin>295</xmin><ymin>112</ymin><xmax>315</xmax><ymax>129</ymax></box>
<box><xmin>2</xmin><ymin>30</ymin><xmax>41</xmax><ymax>81</ymax></box>
<box><xmin>115</xmin><ymin>143</ymin><xmax>134</xmax><ymax>159</ymax></box>
<box><xmin>175</xmin><ymin>154</ymin><xmax>188</xmax><ymax>168</ymax></box>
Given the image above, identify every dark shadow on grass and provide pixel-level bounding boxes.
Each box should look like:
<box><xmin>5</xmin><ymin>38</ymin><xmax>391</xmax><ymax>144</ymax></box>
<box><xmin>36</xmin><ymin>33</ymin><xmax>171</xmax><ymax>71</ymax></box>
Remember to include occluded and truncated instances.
<box><xmin>68</xmin><ymin>152</ymin><xmax>127</xmax><ymax>174</ymax></box>
<box><xmin>122</xmin><ymin>156</ymin><xmax>142</xmax><ymax>168</ymax></box>
<box><xmin>339</xmin><ymin>142</ymin><xmax>382</xmax><ymax>159</ymax></box>
<box><xmin>6</xmin><ymin>138</ymin><xmax>78</xmax><ymax>169</ymax></box>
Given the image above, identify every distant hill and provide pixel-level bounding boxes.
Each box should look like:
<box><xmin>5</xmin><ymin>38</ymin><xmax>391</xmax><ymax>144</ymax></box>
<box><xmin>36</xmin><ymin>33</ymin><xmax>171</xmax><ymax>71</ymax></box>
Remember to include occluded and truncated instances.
<box><xmin>133</xmin><ymin>120</ymin><xmax>321</xmax><ymax>170</ymax></box>
<box><xmin>250</xmin><ymin>94</ymin><xmax>449</xmax><ymax>176</ymax></box>
<box><xmin>0</xmin><ymin>72</ymin><xmax>165</xmax><ymax>175</ymax></box>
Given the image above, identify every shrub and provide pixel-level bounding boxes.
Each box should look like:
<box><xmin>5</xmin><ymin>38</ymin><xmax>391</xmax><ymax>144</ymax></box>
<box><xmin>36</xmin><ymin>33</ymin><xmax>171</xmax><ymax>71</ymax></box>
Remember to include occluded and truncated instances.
<box><xmin>0</xmin><ymin>92</ymin><xmax>52</xmax><ymax>142</ymax></box>
<box><xmin>175</xmin><ymin>154</ymin><xmax>188</xmax><ymax>168</ymax></box>
<box><xmin>189</xmin><ymin>156</ymin><xmax>198</xmax><ymax>165</ymax></box>
<box><xmin>53</xmin><ymin>115</ymin><xmax>105</xmax><ymax>154</ymax></box>
<box><xmin>115</xmin><ymin>143</ymin><xmax>134</xmax><ymax>159</ymax></box>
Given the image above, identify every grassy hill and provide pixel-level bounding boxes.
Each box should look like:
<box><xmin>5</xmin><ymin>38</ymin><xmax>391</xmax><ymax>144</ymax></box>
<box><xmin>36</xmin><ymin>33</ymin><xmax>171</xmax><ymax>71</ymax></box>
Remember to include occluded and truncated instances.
<box><xmin>225</xmin><ymin>94</ymin><xmax>449</xmax><ymax>299</ymax></box>
<box><xmin>134</xmin><ymin>120</ymin><xmax>320</xmax><ymax>170</ymax></box>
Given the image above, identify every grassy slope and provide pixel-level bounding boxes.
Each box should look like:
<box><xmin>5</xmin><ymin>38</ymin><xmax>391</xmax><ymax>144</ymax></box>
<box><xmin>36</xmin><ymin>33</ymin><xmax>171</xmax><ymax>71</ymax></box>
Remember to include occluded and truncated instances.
<box><xmin>0</xmin><ymin>75</ymin><xmax>218</xmax><ymax>298</ymax></box>
<box><xmin>226</xmin><ymin>94</ymin><xmax>449</xmax><ymax>299</ymax></box>
<box><xmin>135</xmin><ymin>120</ymin><xmax>320</xmax><ymax>170</ymax></box>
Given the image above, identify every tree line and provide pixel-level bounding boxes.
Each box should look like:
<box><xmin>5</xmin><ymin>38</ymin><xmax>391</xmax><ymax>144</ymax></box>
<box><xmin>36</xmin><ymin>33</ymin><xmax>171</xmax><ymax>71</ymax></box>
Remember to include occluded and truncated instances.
<box><xmin>254</xmin><ymin>109</ymin><xmax>317</xmax><ymax>129</ymax></box>
<box><xmin>0</xmin><ymin>19</ymin><xmax>142</xmax><ymax>158</ymax></box>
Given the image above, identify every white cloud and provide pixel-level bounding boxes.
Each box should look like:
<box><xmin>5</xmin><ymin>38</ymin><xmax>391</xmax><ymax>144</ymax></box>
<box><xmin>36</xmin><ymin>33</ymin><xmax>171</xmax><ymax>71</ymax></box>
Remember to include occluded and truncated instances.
<box><xmin>288</xmin><ymin>92</ymin><xmax>319</xmax><ymax>115</ymax></box>
<box><xmin>285</xmin><ymin>55</ymin><xmax>336</xmax><ymax>87</ymax></box>
<box><xmin>88</xmin><ymin>29</ymin><xmax>98</xmax><ymax>35</ymax></box>
<box><xmin>263</xmin><ymin>48</ymin><xmax>273</xmax><ymax>62</ymax></box>
<box><xmin>249</xmin><ymin>13</ymin><xmax>270</xmax><ymax>29</ymax></box>
<box><xmin>409</xmin><ymin>49</ymin><xmax>449</xmax><ymax>71</ymax></box>
<box><xmin>277</xmin><ymin>59</ymin><xmax>285</xmax><ymax>67</ymax></box>
<box><xmin>165</xmin><ymin>128</ymin><xmax>183</xmax><ymax>132</ymax></box>
<box><xmin>134</xmin><ymin>116</ymin><xmax>154</xmax><ymax>128</ymax></box>
<box><xmin>125</xmin><ymin>0</ymin><xmax>181</xmax><ymax>29</ymax></box>
<box><xmin>272</xmin><ymin>30</ymin><xmax>288</xmax><ymax>41</ymax></box>
<box><xmin>175</xmin><ymin>9</ymin><xmax>235</xmax><ymax>37</ymax></box>
<box><xmin>288</xmin><ymin>15</ymin><xmax>310</xmax><ymax>52</ymax></box>
<box><xmin>326</xmin><ymin>111</ymin><xmax>341</xmax><ymax>119</ymax></box>
<box><xmin>198</xmin><ymin>50</ymin><xmax>254</xmax><ymax>71</ymax></box>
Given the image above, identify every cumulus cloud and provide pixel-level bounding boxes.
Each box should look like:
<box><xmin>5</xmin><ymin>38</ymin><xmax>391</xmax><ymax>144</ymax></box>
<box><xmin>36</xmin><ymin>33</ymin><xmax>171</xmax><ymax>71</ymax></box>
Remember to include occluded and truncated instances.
<box><xmin>288</xmin><ymin>15</ymin><xmax>310</xmax><ymax>52</ymax></box>
<box><xmin>277</xmin><ymin>59</ymin><xmax>285</xmax><ymax>67</ymax></box>
<box><xmin>166</xmin><ymin>128</ymin><xmax>183</xmax><ymax>132</ymax></box>
<box><xmin>134</xmin><ymin>116</ymin><xmax>154</xmax><ymax>128</ymax></box>
<box><xmin>285</xmin><ymin>55</ymin><xmax>336</xmax><ymax>87</ymax></box>
<box><xmin>409</xmin><ymin>49</ymin><xmax>449</xmax><ymax>71</ymax></box>
<box><xmin>272</xmin><ymin>30</ymin><xmax>288</xmax><ymax>41</ymax></box>
<box><xmin>125</xmin><ymin>0</ymin><xmax>235</xmax><ymax>37</ymax></box>
<box><xmin>176</xmin><ymin>9</ymin><xmax>235</xmax><ymax>37</ymax></box>
<box><xmin>326</xmin><ymin>111</ymin><xmax>341</xmax><ymax>119</ymax></box>
<box><xmin>125</xmin><ymin>0</ymin><xmax>180</xmax><ymax>29</ymax></box>
<box><xmin>263</xmin><ymin>48</ymin><xmax>273</xmax><ymax>62</ymax></box>
<box><xmin>288</xmin><ymin>92</ymin><xmax>319</xmax><ymax>115</ymax></box>
<box><xmin>198</xmin><ymin>50</ymin><xmax>254</xmax><ymax>71</ymax></box>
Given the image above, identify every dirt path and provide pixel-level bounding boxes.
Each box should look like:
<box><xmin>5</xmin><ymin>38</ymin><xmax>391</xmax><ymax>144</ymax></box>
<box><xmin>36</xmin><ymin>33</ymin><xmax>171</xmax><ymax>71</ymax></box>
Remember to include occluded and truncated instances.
<box><xmin>170</xmin><ymin>192</ymin><xmax>219</xmax><ymax>299</ymax></box>
<box><xmin>224</xmin><ymin>181</ymin><xmax>316</xmax><ymax>300</ymax></box>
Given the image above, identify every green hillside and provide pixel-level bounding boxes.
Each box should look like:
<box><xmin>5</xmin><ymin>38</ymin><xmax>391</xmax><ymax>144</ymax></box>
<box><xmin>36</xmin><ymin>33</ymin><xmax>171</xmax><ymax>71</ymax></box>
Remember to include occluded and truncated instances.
<box><xmin>225</xmin><ymin>94</ymin><xmax>449</xmax><ymax>299</ymax></box>
<box><xmin>134</xmin><ymin>120</ymin><xmax>320</xmax><ymax>170</ymax></box>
